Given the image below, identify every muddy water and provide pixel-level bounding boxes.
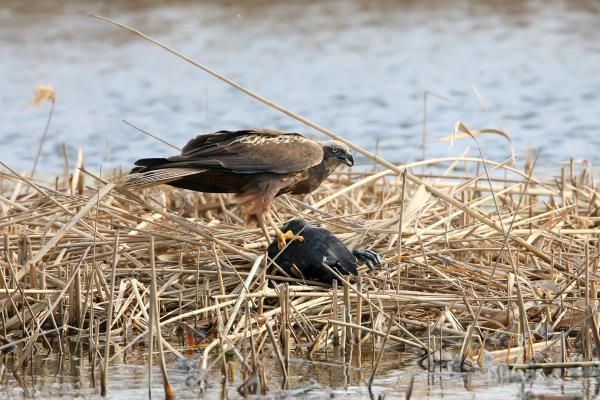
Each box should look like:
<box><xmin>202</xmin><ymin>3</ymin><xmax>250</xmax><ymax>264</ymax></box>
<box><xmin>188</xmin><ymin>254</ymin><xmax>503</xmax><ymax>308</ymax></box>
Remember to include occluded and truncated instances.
<box><xmin>1</xmin><ymin>343</ymin><xmax>598</xmax><ymax>399</ymax></box>
<box><xmin>2</xmin><ymin>0</ymin><xmax>600</xmax><ymax>173</ymax></box>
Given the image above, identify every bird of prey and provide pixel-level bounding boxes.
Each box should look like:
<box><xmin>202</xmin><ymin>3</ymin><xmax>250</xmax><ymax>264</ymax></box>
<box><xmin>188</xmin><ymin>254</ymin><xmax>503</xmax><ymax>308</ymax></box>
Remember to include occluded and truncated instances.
<box><xmin>123</xmin><ymin>129</ymin><xmax>354</xmax><ymax>248</ymax></box>
<box><xmin>267</xmin><ymin>219</ymin><xmax>382</xmax><ymax>283</ymax></box>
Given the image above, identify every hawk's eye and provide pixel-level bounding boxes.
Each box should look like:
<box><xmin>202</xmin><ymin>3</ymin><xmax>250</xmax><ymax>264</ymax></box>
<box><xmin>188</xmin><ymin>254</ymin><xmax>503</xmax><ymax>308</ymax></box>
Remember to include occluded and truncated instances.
<box><xmin>332</xmin><ymin>148</ymin><xmax>338</xmax><ymax>153</ymax></box>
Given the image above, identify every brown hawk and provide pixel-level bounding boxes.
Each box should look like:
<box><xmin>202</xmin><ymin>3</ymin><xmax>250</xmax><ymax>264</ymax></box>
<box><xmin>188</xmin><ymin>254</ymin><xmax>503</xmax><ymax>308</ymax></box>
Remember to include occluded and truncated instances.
<box><xmin>123</xmin><ymin>129</ymin><xmax>353</xmax><ymax>248</ymax></box>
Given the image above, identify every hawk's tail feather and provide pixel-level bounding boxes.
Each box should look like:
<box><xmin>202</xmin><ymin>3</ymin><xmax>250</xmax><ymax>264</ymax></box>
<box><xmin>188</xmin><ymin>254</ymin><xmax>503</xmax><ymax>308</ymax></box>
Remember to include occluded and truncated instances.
<box><xmin>121</xmin><ymin>168</ymin><xmax>201</xmax><ymax>189</ymax></box>
<box><xmin>131</xmin><ymin>157</ymin><xmax>170</xmax><ymax>173</ymax></box>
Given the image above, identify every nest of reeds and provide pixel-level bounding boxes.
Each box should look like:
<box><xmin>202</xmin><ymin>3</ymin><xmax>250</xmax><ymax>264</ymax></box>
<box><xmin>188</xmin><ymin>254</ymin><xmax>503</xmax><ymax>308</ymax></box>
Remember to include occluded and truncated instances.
<box><xmin>2</xmin><ymin>153</ymin><xmax>600</xmax><ymax>394</ymax></box>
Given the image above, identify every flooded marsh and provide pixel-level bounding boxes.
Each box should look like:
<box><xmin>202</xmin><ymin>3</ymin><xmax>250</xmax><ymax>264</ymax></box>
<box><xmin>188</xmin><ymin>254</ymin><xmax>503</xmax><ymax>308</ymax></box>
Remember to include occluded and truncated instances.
<box><xmin>3</xmin><ymin>1</ymin><xmax>600</xmax><ymax>399</ymax></box>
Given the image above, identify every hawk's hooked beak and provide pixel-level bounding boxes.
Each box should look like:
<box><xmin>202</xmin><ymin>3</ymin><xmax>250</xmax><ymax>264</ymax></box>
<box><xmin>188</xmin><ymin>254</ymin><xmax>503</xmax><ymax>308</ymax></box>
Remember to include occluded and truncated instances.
<box><xmin>339</xmin><ymin>153</ymin><xmax>354</xmax><ymax>167</ymax></box>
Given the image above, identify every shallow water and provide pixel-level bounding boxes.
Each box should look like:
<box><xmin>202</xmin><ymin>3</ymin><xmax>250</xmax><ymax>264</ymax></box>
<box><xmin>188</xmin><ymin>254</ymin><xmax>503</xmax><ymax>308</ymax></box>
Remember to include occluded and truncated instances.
<box><xmin>2</xmin><ymin>0</ymin><xmax>600</xmax><ymax>173</ymax></box>
<box><xmin>2</xmin><ymin>343</ymin><xmax>599</xmax><ymax>400</ymax></box>
<box><xmin>2</xmin><ymin>1</ymin><xmax>600</xmax><ymax>398</ymax></box>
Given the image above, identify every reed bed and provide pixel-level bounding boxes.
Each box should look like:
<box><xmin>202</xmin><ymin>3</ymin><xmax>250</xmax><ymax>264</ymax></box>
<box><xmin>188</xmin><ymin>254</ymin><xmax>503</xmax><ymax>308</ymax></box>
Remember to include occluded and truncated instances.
<box><xmin>1</xmin><ymin>152</ymin><xmax>599</xmax><ymax>396</ymax></box>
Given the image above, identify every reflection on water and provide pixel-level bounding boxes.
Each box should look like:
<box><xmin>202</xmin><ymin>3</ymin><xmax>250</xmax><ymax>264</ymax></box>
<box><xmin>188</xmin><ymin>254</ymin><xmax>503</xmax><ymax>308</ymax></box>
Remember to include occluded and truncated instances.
<box><xmin>1</xmin><ymin>0</ymin><xmax>600</xmax><ymax>173</ymax></box>
<box><xmin>1</xmin><ymin>341</ymin><xmax>599</xmax><ymax>399</ymax></box>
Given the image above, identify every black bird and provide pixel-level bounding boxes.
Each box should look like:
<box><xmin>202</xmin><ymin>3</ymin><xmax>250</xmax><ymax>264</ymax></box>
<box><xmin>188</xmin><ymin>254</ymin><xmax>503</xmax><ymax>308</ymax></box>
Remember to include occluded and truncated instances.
<box><xmin>267</xmin><ymin>219</ymin><xmax>382</xmax><ymax>283</ymax></box>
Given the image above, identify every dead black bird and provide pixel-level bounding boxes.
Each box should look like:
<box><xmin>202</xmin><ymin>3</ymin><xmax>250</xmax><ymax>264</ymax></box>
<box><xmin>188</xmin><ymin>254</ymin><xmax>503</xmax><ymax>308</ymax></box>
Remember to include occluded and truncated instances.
<box><xmin>267</xmin><ymin>219</ymin><xmax>382</xmax><ymax>283</ymax></box>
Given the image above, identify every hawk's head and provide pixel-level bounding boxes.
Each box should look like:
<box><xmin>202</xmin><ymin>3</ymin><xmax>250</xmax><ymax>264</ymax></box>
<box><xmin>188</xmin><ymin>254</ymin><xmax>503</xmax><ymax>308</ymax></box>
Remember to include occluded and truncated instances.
<box><xmin>320</xmin><ymin>141</ymin><xmax>354</xmax><ymax>167</ymax></box>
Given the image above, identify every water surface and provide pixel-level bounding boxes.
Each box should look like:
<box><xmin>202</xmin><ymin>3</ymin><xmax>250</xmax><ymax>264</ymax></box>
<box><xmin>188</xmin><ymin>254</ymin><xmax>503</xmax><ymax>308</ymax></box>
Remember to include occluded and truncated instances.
<box><xmin>1</xmin><ymin>344</ymin><xmax>598</xmax><ymax>399</ymax></box>
<box><xmin>1</xmin><ymin>0</ymin><xmax>600</xmax><ymax>173</ymax></box>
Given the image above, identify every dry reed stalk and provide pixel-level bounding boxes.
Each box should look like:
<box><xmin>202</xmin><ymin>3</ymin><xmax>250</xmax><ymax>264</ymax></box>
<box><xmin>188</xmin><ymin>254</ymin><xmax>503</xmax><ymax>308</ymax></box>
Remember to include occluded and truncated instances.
<box><xmin>28</xmin><ymin>85</ymin><xmax>56</xmax><ymax>179</ymax></box>
<box><xmin>101</xmin><ymin>231</ymin><xmax>119</xmax><ymax>397</ymax></box>
<box><xmin>509</xmin><ymin>360</ymin><xmax>600</xmax><ymax>369</ymax></box>
<box><xmin>3</xmin><ymin>31</ymin><xmax>600</xmax><ymax>390</ymax></box>
<box><xmin>332</xmin><ymin>281</ymin><xmax>339</xmax><ymax>346</ymax></box>
<box><xmin>322</xmin><ymin>263</ymin><xmax>427</xmax><ymax>349</ymax></box>
<box><xmin>265</xmin><ymin>320</ymin><xmax>288</xmax><ymax>381</ymax></box>
<box><xmin>368</xmin><ymin>316</ymin><xmax>394</xmax><ymax>389</ymax></box>
<box><xmin>149</xmin><ymin>237</ymin><xmax>173</xmax><ymax>400</ymax></box>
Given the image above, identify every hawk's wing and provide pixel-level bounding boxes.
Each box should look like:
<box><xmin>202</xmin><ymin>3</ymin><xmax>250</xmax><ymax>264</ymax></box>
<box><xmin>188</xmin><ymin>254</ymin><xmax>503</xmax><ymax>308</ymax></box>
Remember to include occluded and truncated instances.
<box><xmin>164</xmin><ymin>129</ymin><xmax>323</xmax><ymax>174</ymax></box>
<box><xmin>124</xmin><ymin>129</ymin><xmax>323</xmax><ymax>189</ymax></box>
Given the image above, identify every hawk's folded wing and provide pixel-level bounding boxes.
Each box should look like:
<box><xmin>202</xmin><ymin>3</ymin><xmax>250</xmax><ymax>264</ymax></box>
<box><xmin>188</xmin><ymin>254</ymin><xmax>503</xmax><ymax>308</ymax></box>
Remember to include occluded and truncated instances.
<box><xmin>169</xmin><ymin>129</ymin><xmax>323</xmax><ymax>174</ymax></box>
<box><xmin>123</xmin><ymin>129</ymin><xmax>323</xmax><ymax>189</ymax></box>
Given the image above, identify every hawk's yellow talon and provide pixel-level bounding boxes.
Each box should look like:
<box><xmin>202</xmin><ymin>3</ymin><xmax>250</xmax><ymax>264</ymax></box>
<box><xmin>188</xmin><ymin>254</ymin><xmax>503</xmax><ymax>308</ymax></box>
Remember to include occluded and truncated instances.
<box><xmin>277</xmin><ymin>230</ymin><xmax>304</xmax><ymax>249</ymax></box>
<box><xmin>284</xmin><ymin>230</ymin><xmax>304</xmax><ymax>242</ymax></box>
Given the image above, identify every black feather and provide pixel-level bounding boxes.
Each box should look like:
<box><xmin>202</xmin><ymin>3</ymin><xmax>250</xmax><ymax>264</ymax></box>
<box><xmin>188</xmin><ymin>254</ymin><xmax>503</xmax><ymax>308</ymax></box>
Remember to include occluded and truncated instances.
<box><xmin>131</xmin><ymin>158</ymin><xmax>169</xmax><ymax>173</ymax></box>
<box><xmin>267</xmin><ymin>219</ymin><xmax>359</xmax><ymax>284</ymax></box>
<box><xmin>167</xmin><ymin>171</ymin><xmax>246</xmax><ymax>193</ymax></box>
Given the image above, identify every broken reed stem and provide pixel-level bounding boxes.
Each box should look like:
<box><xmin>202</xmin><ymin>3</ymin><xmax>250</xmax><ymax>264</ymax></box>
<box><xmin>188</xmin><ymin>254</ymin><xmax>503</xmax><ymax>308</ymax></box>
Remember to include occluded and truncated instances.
<box><xmin>343</xmin><ymin>281</ymin><xmax>352</xmax><ymax>344</ymax></box>
<box><xmin>149</xmin><ymin>237</ymin><xmax>173</xmax><ymax>400</ymax></box>
<box><xmin>397</xmin><ymin>169</ymin><xmax>407</xmax><ymax>291</ymax></box>
<box><xmin>509</xmin><ymin>360</ymin><xmax>600</xmax><ymax>370</ymax></box>
<box><xmin>332</xmin><ymin>281</ymin><xmax>339</xmax><ymax>346</ymax></box>
<box><xmin>148</xmin><ymin>273</ymin><xmax>155</xmax><ymax>400</ymax></box>
<box><xmin>355</xmin><ymin>276</ymin><xmax>362</xmax><ymax>344</ymax></box>
<box><xmin>266</xmin><ymin>320</ymin><xmax>288</xmax><ymax>381</ymax></box>
<box><xmin>368</xmin><ymin>315</ymin><xmax>394</xmax><ymax>389</ymax></box>
<box><xmin>279</xmin><ymin>283</ymin><xmax>291</xmax><ymax>376</ymax></box>
<box><xmin>31</xmin><ymin>99</ymin><xmax>56</xmax><ymax>178</ymax></box>
<box><xmin>101</xmin><ymin>231</ymin><xmax>119</xmax><ymax>398</ymax></box>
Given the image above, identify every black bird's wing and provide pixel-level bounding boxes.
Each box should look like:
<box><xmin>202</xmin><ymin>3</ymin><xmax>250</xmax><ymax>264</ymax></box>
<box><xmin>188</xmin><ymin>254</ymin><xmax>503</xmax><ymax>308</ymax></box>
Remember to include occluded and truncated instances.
<box><xmin>319</xmin><ymin>229</ymin><xmax>358</xmax><ymax>276</ymax></box>
<box><xmin>268</xmin><ymin>224</ymin><xmax>357</xmax><ymax>284</ymax></box>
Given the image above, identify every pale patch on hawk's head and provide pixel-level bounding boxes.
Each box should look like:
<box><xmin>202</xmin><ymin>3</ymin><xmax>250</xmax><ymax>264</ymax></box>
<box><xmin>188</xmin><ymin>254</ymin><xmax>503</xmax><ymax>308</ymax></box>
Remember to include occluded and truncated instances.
<box><xmin>318</xmin><ymin>140</ymin><xmax>350</xmax><ymax>152</ymax></box>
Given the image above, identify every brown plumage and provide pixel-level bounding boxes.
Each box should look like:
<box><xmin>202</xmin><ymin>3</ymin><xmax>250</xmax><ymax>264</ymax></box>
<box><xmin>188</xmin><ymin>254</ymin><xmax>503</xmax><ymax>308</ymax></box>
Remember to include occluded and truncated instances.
<box><xmin>123</xmin><ymin>129</ymin><xmax>354</xmax><ymax>247</ymax></box>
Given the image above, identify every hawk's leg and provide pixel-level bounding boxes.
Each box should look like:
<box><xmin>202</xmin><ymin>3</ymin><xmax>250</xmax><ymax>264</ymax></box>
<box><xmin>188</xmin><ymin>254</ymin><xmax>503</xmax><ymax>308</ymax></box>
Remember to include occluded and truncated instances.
<box><xmin>266</xmin><ymin>212</ymin><xmax>304</xmax><ymax>249</ymax></box>
<box><xmin>257</xmin><ymin>214</ymin><xmax>272</xmax><ymax>243</ymax></box>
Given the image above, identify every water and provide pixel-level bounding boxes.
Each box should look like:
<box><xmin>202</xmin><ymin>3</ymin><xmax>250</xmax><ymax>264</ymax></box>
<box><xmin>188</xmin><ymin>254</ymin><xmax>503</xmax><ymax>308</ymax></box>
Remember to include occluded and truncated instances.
<box><xmin>2</xmin><ymin>1</ymin><xmax>600</xmax><ymax>397</ymax></box>
<box><xmin>1</xmin><ymin>344</ymin><xmax>598</xmax><ymax>399</ymax></box>
<box><xmin>2</xmin><ymin>0</ymin><xmax>600</xmax><ymax>174</ymax></box>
